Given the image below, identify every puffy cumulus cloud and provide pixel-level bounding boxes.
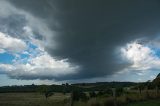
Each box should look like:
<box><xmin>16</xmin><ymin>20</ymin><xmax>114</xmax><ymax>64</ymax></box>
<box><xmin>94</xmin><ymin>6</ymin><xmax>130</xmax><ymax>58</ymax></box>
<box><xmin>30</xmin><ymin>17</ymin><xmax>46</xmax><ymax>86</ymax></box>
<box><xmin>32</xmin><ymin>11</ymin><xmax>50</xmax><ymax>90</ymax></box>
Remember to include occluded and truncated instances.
<box><xmin>0</xmin><ymin>32</ymin><xmax>27</xmax><ymax>53</ymax></box>
<box><xmin>0</xmin><ymin>25</ymin><xmax>78</xmax><ymax>80</ymax></box>
<box><xmin>0</xmin><ymin>52</ymin><xmax>78</xmax><ymax>80</ymax></box>
<box><xmin>121</xmin><ymin>41</ymin><xmax>160</xmax><ymax>72</ymax></box>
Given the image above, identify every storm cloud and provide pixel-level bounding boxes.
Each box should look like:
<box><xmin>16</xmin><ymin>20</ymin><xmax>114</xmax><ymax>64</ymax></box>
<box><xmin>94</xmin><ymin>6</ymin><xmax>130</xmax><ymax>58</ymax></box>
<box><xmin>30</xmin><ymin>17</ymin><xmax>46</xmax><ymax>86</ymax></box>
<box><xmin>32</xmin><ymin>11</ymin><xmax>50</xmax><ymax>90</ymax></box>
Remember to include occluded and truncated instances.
<box><xmin>4</xmin><ymin>0</ymin><xmax>160</xmax><ymax>80</ymax></box>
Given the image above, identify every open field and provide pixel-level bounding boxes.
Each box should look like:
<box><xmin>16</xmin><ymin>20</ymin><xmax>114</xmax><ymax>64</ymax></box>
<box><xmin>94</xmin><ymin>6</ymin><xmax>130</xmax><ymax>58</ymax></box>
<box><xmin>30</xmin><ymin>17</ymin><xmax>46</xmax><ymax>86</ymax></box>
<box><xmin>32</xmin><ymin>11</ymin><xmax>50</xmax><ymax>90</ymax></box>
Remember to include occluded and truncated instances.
<box><xmin>0</xmin><ymin>93</ymin><xmax>70</xmax><ymax>106</ymax></box>
<box><xmin>0</xmin><ymin>82</ymin><xmax>160</xmax><ymax>106</ymax></box>
<box><xmin>127</xmin><ymin>100</ymin><xmax>160</xmax><ymax>106</ymax></box>
<box><xmin>1</xmin><ymin>91</ymin><xmax>160</xmax><ymax>106</ymax></box>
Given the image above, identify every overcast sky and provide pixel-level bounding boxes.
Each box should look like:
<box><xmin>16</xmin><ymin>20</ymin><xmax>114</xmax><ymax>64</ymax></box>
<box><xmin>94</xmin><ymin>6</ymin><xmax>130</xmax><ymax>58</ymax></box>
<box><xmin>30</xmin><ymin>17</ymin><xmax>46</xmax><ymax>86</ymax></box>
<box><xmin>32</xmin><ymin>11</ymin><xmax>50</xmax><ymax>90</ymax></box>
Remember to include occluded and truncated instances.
<box><xmin>0</xmin><ymin>0</ymin><xmax>160</xmax><ymax>86</ymax></box>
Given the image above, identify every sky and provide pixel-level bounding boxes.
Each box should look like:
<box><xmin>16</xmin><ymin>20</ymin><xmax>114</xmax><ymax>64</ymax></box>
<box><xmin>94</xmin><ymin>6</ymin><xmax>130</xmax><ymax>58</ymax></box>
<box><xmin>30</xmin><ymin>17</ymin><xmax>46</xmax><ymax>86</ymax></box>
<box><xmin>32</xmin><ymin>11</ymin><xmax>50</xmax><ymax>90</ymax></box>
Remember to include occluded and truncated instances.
<box><xmin>0</xmin><ymin>0</ymin><xmax>160</xmax><ymax>86</ymax></box>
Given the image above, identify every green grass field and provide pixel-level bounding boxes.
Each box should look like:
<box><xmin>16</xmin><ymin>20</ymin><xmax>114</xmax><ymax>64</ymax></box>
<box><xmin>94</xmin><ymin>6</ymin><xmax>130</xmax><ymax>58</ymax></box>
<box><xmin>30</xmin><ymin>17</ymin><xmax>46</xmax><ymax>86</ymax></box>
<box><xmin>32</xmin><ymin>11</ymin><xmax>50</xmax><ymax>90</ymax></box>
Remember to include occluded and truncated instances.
<box><xmin>0</xmin><ymin>93</ymin><xmax>70</xmax><ymax>106</ymax></box>
<box><xmin>1</xmin><ymin>92</ymin><xmax>160</xmax><ymax>106</ymax></box>
<box><xmin>127</xmin><ymin>100</ymin><xmax>160</xmax><ymax>106</ymax></box>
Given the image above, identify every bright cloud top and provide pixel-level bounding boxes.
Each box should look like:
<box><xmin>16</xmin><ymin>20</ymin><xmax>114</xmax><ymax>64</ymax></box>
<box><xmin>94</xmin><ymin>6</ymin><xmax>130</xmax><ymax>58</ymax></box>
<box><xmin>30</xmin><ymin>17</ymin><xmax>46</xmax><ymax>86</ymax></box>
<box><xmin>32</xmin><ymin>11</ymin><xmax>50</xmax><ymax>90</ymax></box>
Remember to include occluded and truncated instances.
<box><xmin>121</xmin><ymin>41</ymin><xmax>160</xmax><ymax>71</ymax></box>
<box><xmin>0</xmin><ymin>32</ymin><xmax>27</xmax><ymax>53</ymax></box>
<box><xmin>0</xmin><ymin>52</ymin><xmax>78</xmax><ymax>79</ymax></box>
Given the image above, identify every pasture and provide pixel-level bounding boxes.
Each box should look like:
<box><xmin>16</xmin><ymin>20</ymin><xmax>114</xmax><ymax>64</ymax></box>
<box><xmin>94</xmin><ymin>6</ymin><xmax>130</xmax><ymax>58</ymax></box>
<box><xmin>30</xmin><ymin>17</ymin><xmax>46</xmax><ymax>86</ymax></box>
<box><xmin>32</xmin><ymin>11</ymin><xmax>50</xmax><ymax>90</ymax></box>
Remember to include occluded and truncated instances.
<box><xmin>0</xmin><ymin>91</ymin><xmax>160</xmax><ymax>106</ymax></box>
<box><xmin>127</xmin><ymin>100</ymin><xmax>160</xmax><ymax>106</ymax></box>
<box><xmin>0</xmin><ymin>93</ymin><xmax>70</xmax><ymax>106</ymax></box>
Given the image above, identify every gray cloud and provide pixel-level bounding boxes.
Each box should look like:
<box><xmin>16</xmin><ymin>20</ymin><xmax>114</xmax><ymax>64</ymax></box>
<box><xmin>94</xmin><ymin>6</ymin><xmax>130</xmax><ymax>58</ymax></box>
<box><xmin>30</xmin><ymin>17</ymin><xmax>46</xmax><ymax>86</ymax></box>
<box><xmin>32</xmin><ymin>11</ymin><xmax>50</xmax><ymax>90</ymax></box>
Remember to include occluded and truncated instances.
<box><xmin>7</xmin><ymin>0</ymin><xmax>160</xmax><ymax>80</ymax></box>
<box><xmin>0</xmin><ymin>14</ymin><xmax>26</xmax><ymax>38</ymax></box>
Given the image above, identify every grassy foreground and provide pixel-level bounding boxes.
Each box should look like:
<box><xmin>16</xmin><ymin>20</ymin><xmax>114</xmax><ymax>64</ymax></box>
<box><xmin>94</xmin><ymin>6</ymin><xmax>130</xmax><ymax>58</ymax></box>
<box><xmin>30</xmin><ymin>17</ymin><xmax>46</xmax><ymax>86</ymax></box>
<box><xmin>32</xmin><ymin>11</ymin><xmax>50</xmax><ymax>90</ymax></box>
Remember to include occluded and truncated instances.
<box><xmin>127</xmin><ymin>100</ymin><xmax>160</xmax><ymax>106</ymax></box>
<box><xmin>0</xmin><ymin>93</ymin><xmax>70</xmax><ymax>106</ymax></box>
<box><xmin>1</xmin><ymin>92</ymin><xmax>160</xmax><ymax>106</ymax></box>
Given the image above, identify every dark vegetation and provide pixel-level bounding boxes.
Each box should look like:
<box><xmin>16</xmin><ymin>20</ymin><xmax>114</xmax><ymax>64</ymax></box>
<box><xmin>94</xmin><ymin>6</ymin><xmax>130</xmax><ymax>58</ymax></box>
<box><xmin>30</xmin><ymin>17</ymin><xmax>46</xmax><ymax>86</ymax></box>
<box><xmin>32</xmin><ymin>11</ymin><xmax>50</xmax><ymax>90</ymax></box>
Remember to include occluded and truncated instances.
<box><xmin>0</xmin><ymin>74</ymin><xmax>160</xmax><ymax>106</ymax></box>
<box><xmin>0</xmin><ymin>82</ymin><xmax>136</xmax><ymax>93</ymax></box>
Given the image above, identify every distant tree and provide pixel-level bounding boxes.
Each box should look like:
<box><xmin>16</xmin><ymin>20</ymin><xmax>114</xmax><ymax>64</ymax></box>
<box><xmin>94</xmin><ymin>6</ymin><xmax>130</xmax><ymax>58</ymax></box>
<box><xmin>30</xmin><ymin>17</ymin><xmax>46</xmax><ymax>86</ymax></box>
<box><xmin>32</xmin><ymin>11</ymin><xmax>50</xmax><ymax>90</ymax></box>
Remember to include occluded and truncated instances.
<box><xmin>36</xmin><ymin>85</ymin><xmax>48</xmax><ymax>93</ymax></box>
<box><xmin>36</xmin><ymin>85</ymin><xmax>54</xmax><ymax>99</ymax></box>
<box><xmin>144</xmin><ymin>80</ymin><xmax>152</xmax><ymax>98</ymax></box>
<box><xmin>66</xmin><ymin>83</ymin><xmax>69</xmax><ymax>86</ymax></box>
<box><xmin>153</xmin><ymin>76</ymin><xmax>160</xmax><ymax>88</ymax></box>
<box><xmin>137</xmin><ymin>83</ymin><xmax>145</xmax><ymax>95</ymax></box>
<box><xmin>152</xmin><ymin>75</ymin><xmax>160</xmax><ymax>96</ymax></box>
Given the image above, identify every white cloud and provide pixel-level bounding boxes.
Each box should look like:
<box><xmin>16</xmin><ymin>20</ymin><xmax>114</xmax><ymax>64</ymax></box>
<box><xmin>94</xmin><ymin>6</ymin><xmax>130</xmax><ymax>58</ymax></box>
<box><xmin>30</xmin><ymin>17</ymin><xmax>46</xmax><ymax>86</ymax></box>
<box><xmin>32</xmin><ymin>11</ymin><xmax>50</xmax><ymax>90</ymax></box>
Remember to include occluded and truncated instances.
<box><xmin>0</xmin><ymin>52</ymin><xmax>78</xmax><ymax>79</ymax></box>
<box><xmin>121</xmin><ymin>41</ymin><xmax>160</xmax><ymax>71</ymax></box>
<box><xmin>0</xmin><ymin>64</ymin><xmax>14</xmax><ymax>71</ymax></box>
<box><xmin>0</xmin><ymin>32</ymin><xmax>27</xmax><ymax>53</ymax></box>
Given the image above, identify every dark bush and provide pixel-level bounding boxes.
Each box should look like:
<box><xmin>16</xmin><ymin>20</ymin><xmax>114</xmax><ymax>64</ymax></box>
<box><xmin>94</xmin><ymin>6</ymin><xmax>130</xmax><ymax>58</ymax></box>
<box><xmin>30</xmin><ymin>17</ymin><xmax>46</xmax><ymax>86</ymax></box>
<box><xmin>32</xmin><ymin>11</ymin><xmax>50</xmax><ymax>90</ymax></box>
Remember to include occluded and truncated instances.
<box><xmin>72</xmin><ymin>90</ymin><xmax>80</xmax><ymax>101</ymax></box>
<box><xmin>97</xmin><ymin>91</ymin><xmax>104</xmax><ymax>96</ymax></box>
<box><xmin>80</xmin><ymin>92</ymin><xmax>89</xmax><ymax>102</ymax></box>
<box><xmin>116</xmin><ymin>88</ymin><xmax>124</xmax><ymax>96</ymax></box>
<box><xmin>72</xmin><ymin>90</ymin><xmax>89</xmax><ymax>102</ymax></box>
<box><xmin>89</xmin><ymin>91</ymin><xmax>97</xmax><ymax>98</ymax></box>
<box><xmin>45</xmin><ymin>91</ymin><xmax>54</xmax><ymax>99</ymax></box>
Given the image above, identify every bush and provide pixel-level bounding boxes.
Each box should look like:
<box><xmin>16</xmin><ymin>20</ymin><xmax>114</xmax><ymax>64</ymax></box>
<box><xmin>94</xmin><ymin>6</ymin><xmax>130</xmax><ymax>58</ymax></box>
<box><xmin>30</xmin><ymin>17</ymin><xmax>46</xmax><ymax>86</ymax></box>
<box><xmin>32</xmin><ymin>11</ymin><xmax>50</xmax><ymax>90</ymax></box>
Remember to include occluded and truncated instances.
<box><xmin>80</xmin><ymin>92</ymin><xmax>89</xmax><ymax>102</ymax></box>
<box><xmin>89</xmin><ymin>91</ymin><xmax>97</xmax><ymax>98</ymax></box>
<box><xmin>97</xmin><ymin>91</ymin><xmax>104</xmax><ymax>96</ymax></box>
<box><xmin>72</xmin><ymin>90</ymin><xmax>81</xmax><ymax>101</ymax></box>
<box><xmin>45</xmin><ymin>91</ymin><xmax>54</xmax><ymax>99</ymax></box>
<box><xmin>104</xmin><ymin>89</ymin><xmax>112</xmax><ymax>96</ymax></box>
<box><xmin>116</xmin><ymin>88</ymin><xmax>124</xmax><ymax>96</ymax></box>
<box><xmin>72</xmin><ymin>90</ymin><xmax>89</xmax><ymax>102</ymax></box>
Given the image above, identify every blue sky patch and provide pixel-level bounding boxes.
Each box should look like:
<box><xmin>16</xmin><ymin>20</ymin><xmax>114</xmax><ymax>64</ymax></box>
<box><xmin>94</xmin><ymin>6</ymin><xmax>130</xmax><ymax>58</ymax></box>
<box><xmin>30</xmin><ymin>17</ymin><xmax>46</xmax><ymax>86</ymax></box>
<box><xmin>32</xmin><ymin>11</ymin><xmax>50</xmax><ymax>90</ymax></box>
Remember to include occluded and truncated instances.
<box><xmin>150</xmin><ymin>47</ymin><xmax>160</xmax><ymax>58</ymax></box>
<box><xmin>27</xmin><ymin>41</ymin><xmax>37</xmax><ymax>50</ymax></box>
<box><xmin>0</xmin><ymin>53</ymin><xmax>14</xmax><ymax>64</ymax></box>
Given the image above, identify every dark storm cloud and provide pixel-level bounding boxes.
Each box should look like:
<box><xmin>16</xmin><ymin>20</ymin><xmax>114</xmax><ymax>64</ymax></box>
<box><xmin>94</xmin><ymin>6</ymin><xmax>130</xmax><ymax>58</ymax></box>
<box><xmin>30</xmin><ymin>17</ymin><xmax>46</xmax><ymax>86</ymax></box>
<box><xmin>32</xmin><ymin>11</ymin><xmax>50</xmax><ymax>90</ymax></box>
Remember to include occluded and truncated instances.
<box><xmin>8</xmin><ymin>0</ymin><xmax>160</xmax><ymax>80</ymax></box>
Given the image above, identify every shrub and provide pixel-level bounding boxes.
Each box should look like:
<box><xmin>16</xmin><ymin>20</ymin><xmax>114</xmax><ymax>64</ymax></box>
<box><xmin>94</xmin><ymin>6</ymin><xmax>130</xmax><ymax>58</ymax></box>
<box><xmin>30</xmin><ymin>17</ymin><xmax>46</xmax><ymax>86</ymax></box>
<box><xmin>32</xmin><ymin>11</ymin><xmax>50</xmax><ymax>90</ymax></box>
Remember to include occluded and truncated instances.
<box><xmin>97</xmin><ymin>91</ymin><xmax>104</xmax><ymax>96</ymax></box>
<box><xmin>72</xmin><ymin>90</ymin><xmax>89</xmax><ymax>102</ymax></box>
<box><xmin>89</xmin><ymin>91</ymin><xmax>97</xmax><ymax>98</ymax></box>
<box><xmin>116</xmin><ymin>88</ymin><xmax>124</xmax><ymax>96</ymax></box>
<box><xmin>45</xmin><ymin>91</ymin><xmax>54</xmax><ymax>99</ymax></box>
<box><xmin>72</xmin><ymin>90</ymin><xmax>81</xmax><ymax>101</ymax></box>
<box><xmin>80</xmin><ymin>92</ymin><xmax>89</xmax><ymax>102</ymax></box>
